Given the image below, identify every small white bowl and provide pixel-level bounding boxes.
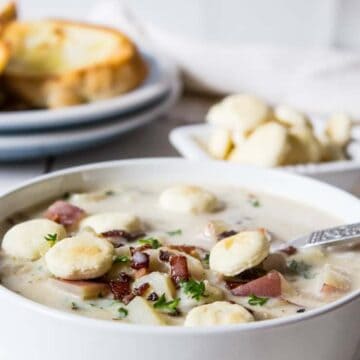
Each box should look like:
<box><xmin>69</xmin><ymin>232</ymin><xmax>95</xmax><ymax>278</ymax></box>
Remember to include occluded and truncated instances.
<box><xmin>170</xmin><ymin>123</ymin><xmax>360</xmax><ymax>194</ymax></box>
<box><xmin>0</xmin><ymin>158</ymin><xmax>359</xmax><ymax>360</ymax></box>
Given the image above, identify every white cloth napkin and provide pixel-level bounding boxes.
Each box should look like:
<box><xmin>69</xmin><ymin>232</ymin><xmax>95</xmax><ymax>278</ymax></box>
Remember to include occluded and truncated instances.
<box><xmin>88</xmin><ymin>0</ymin><xmax>360</xmax><ymax>118</ymax></box>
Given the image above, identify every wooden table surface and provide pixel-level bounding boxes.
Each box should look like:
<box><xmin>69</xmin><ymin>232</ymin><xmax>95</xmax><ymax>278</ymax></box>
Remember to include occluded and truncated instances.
<box><xmin>0</xmin><ymin>94</ymin><xmax>217</xmax><ymax>193</ymax></box>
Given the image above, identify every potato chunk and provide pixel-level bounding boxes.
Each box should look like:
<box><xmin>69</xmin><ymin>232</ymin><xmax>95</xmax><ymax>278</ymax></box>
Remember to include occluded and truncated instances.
<box><xmin>320</xmin><ymin>264</ymin><xmax>351</xmax><ymax>293</ymax></box>
<box><xmin>49</xmin><ymin>278</ymin><xmax>109</xmax><ymax>300</ymax></box>
<box><xmin>178</xmin><ymin>280</ymin><xmax>223</xmax><ymax>313</ymax></box>
<box><xmin>133</xmin><ymin>272</ymin><xmax>176</xmax><ymax>300</ymax></box>
<box><xmin>127</xmin><ymin>296</ymin><xmax>166</xmax><ymax>325</ymax></box>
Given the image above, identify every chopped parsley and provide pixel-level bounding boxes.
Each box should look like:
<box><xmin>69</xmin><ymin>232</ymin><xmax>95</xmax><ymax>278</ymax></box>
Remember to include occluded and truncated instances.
<box><xmin>113</xmin><ymin>255</ymin><xmax>130</xmax><ymax>264</ymax></box>
<box><xmin>138</xmin><ymin>237</ymin><xmax>161</xmax><ymax>249</ymax></box>
<box><xmin>167</xmin><ymin>229</ymin><xmax>182</xmax><ymax>236</ymax></box>
<box><xmin>181</xmin><ymin>279</ymin><xmax>206</xmax><ymax>301</ymax></box>
<box><xmin>248</xmin><ymin>294</ymin><xmax>269</xmax><ymax>306</ymax></box>
<box><xmin>44</xmin><ymin>233</ymin><xmax>57</xmax><ymax>246</ymax></box>
<box><xmin>287</xmin><ymin>260</ymin><xmax>313</xmax><ymax>279</ymax></box>
<box><xmin>248</xmin><ymin>195</ymin><xmax>261</xmax><ymax>208</ymax></box>
<box><xmin>118</xmin><ymin>307</ymin><xmax>128</xmax><ymax>319</ymax></box>
<box><xmin>153</xmin><ymin>294</ymin><xmax>180</xmax><ymax>314</ymax></box>
<box><xmin>105</xmin><ymin>190</ymin><xmax>115</xmax><ymax>196</ymax></box>
<box><xmin>203</xmin><ymin>253</ymin><xmax>210</xmax><ymax>266</ymax></box>
<box><xmin>71</xmin><ymin>302</ymin><xmax>79</xmax><ymax>310</ymax></box>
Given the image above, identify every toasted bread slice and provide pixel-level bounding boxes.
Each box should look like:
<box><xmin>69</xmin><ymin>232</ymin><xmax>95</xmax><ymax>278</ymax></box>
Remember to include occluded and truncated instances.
<box><xmin>0</xmin><ymin>40</ymin><xmax>8</xmax><ymax>73</ymax></box>
<box><xmin>0</xmin><ymin>1</ymin><xmax>16</xmax><ymax>26</ymax></box>
<box><xmin>1</xmin><ymin>20</ymin><xmax>147</xmax><ymax>108</ymax></box>
<box><xmin>0</xmin><ymin>1</ymin><xmax>16</xmax><ymax>74</ymax></box>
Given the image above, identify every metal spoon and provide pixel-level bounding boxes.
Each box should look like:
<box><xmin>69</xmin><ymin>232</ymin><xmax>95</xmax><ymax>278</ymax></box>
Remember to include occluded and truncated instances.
<box><xmin>275</xmin><ymin>222</ymin><xmax>360</xmax><ymax>251</ymax></box>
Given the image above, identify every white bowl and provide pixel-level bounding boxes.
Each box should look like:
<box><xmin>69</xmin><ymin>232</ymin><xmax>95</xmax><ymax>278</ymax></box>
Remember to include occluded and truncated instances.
<box><xmin>0</xmin><ymin>158</ymin><xmax>359</xmax><ymax>360</ymax></box>
<box><xmin>170</xmin><ymin>123</ymin><xmax>360</xmax><ymax>194</ymax></box>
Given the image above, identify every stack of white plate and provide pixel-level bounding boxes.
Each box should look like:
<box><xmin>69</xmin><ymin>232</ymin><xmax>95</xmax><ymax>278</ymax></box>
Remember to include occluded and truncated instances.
<box><xmin>0</xmin><ymin>53</ymin><xmax>180</xmax><ymax>161</ymax></box>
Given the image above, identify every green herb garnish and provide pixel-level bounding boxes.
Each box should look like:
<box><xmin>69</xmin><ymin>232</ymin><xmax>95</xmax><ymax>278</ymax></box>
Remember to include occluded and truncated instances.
<box><xmin>153</xmin><ymin>294</ymin><xmax>180</xmax><ymax>314</ymax></box>
<box><xmin>167</xmin><ymin>229</ymin><xmax>182</xmax><ymax>236</ymax></box>
<box><xmin>105</xmin><ymin>190</ymin><xmax>115</xmax><ymax>196</ymax></box>
<box><xmin>113</xmin><ymin>255</ymin><xmax>130</xmax><ymax>264</ymax></box>
<box><xmin>118</xmin><ymin>307</ymin><xmax>128</xmax><ymax>319</ymax></box>
<box><xmin>44</xmin><ymin>233</ymin><xmax>57</xmax><ymax>246</ymax></box>
<box><xmin>248</xmin><ymin>195</ymin><xmax>261</xmax><ymax>207</ymax></box>
<box><xmin>181</xmin><ymin>279</ymin><xmax>206</xmax><ymax>301</ymax></box>
<box><xmin>71</xmin><ymin>302</ymin><xmax>79</xmax><ymax>310</ymax></box>
<box><xmin>138</xmin><ymin>237</ymin><xmax>161</xmax><ymax>249</ymax></box>
<box><xmin>288</xmin><ymin>260</ymin><xmax>313</xmax><ymax>279</ymax></box>
<box><xmin>248</xmin><ymin>294</ymin><xmax>269</xmax><ymax>306</ymax></box>
<box><xmin>203</xmin><ymin>253</ymin><xmax>210</xmax><ymax>266</ymax></box>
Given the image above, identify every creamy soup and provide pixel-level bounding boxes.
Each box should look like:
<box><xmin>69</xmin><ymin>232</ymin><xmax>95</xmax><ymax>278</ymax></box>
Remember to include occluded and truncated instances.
<box><xmin>0</xmin><ymin>184</ymin><xmax>359</xmax><ymax>326</ymax></box>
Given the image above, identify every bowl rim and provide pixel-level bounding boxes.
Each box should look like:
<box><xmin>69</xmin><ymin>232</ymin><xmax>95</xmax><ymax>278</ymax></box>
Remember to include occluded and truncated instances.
<box><xmin>0</xmin><ymin>157</ymin><xmax>359</xmax><ymax>335</ymax></box>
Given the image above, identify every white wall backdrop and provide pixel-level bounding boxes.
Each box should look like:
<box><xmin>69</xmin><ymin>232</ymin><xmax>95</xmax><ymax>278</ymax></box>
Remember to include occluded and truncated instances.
<box><xmin>18</xmin><ymin>0</ymin><xmax>97</xmax><ymax>20</ymax></box>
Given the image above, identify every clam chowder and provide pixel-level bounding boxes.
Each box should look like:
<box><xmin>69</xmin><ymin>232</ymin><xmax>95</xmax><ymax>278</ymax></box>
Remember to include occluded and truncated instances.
<box><xmin>0</xmin><ymin>184</ymin><xmax>359</xmax><ymax>326</ymax></box>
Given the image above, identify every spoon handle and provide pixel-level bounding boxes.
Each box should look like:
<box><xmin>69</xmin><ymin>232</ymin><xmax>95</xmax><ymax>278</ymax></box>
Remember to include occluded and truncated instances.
<box><xmin>291</xmin><ymin>222</ymin><xmax>360</xmax><ymax>249</ymax></box>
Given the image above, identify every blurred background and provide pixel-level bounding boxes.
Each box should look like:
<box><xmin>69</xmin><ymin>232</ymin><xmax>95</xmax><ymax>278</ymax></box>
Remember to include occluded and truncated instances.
<box><xmin>21</xmin><ymin>0</ymin><xmax>360</xmax><ymax>115</ymax></box>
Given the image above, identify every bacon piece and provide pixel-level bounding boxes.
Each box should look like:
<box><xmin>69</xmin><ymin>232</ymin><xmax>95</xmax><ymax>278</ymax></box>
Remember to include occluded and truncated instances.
<box><xmin>280</xmin><ymin>246</ymin><xmax>297</xmax><ymax>256</ymax></box>
<box><xmin>226</xmin><ymin>268</ymin><xmax>267</xmax><ymax>289</ymax></box>
<box><xmin>147</xmin><ymin>292</ymin><xmax>159</xmax><ymax>301</ymax></box>
<box><xmin>218</xmin><ymin>230</ymin><xmax>238</xmax><ymax>240</ymax></box>
<box><xmin>169</xmin><ymin>255</ymin><xmax>189</xmax><ymax>284</ymax></box>
<box><xmin>122</xmin><ymin>293</ymin><xmax>135</xmax><ymax>305</ymax></box>
<box><xmin>231</xmin><ymin>271</ymin><xmax>282</xmax><ymax>297</ymax></box>
<box><xmin>226</xmin><ymin>281</ymin><xmax>242</xmax><ymax>290</ymax></box>
<box><xmin>262</xmin><ymin>253</ymin><xmax>287</xmax><ymax>273</ymax></box>
<box><xmin>321</xmin><ymin>284</ymin><xmax>340</xmax><ymax>294</ymax></box>
<box><xmin>130</xmin><ymin>245</ymin><xmax>152</xmax><ymax>255</ymax></box>
<box><xmin>134</xmin><ymin>267</ymin><xmax>149</xmax><ymax>279</ymax></box>
<box><xmin>168</xmin><ymin>245</ymin><xmax>198</xmax><ymax>257</ymax></box>
<box><xmin>238</xmin><ymin>267</ymin><xmax>267</xmax><ymax>282</ymax></box>
<box><xmin>101</xmin><ymin>230</ymin><xmax>127</xmax><ymax>247</ymax></box>
<box><xmin>109</xmin><ymin>272</ymin><xmax>133</xmax><ymax>303</ymax></box>
<box><xmin>44</xmin><ymin>200</ymin><xmax>85</xmax><ymax>227</ymax></box>
<box><xmin>159</xmin><ymin>250</ymin><xmax>172</xmax><ymax>262</ymax></box>
<box><xmin>101</xmin><ymin>230</ymin><xmax>145</xmax><ymax>243</ymax></box>
<box><xmin>133</xmin><ymin>283</ymin><xmax>150</xmax><ymax>296</ymax></box>
<box><xmin>131</xmin><ymin>251</ymin><xmax>150</xmax><ymax>270</ymax></box>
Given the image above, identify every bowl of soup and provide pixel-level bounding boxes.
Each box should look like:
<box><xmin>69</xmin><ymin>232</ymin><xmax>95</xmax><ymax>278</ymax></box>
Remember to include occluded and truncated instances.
<box><xmin>0</xmin><ymin>158</ymin><xmax>359</xmax><ymax>360</ymax></box>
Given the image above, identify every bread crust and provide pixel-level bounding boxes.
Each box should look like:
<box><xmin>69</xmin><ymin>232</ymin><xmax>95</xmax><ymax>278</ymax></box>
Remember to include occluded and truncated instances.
<box><xmin>0</xmin><ymin>1</ymin><xmax>16</xmax><ymax>26</ymax></box>
<box><xmin>2</xmin><ymin>19</ymin><xmax>148</xmax><ymax>108</ymax></box>
<box><xmin>0</xmin><ymin>1</ymin><xmax>16</xmax><ymax>75</ymax></box>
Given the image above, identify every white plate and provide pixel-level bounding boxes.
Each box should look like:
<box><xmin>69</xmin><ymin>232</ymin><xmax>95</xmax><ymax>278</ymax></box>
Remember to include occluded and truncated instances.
<box><xmin>0</xmin><ymin>67</ymin><xmax>180</xmax><ymax>161</ymax></box>
<box><xmin>170</xmin><ymin>123</ymin><xmax>360</xmax><ymax>194</ymax></box>
<box><xmin>0</xmin><ymin>54</ymin><xmax>171</xmax><ymax>132</ymax></box>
